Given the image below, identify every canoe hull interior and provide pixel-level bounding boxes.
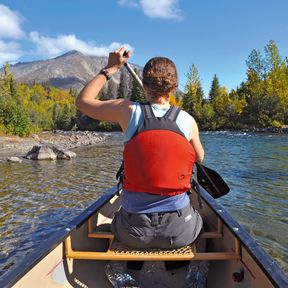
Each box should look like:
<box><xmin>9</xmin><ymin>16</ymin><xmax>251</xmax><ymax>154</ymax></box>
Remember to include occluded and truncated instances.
<box><xmin>2</xmin><ymin>187</ymin><xmax>286</xmax><ymax>288</ymax></box>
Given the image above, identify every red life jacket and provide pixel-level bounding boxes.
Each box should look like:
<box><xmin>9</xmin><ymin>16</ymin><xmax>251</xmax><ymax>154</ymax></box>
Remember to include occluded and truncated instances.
<box><xmin>122</xmin><ymin>103</ymin><xmax>196</xmax><ymax>196</ymax></box>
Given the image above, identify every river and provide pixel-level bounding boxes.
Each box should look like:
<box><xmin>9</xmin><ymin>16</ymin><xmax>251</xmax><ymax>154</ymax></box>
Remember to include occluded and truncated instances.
<box><xmin>0</xmin><ymin>131</ymin><xmax>287</xmax><ymax>277</ymax></box>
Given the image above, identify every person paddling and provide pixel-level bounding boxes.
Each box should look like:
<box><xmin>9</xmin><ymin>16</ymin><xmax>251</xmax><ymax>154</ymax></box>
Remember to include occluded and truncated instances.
<box><xmin>76</xmin><ymin>47</ymin><xmax>206</xmax><ymax>287</ymax></box>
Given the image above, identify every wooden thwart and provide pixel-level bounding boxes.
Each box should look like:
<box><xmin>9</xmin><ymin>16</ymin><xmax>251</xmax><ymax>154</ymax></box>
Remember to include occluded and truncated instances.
<box><xmin>65</xmin><ymin>217</ymin><xmax>240</xmax><ymax>261</ymax></box>
<box><xmin>65</xmin><ymin>234</ymin><xmax>240</xmax><ymax>262</ymax></box>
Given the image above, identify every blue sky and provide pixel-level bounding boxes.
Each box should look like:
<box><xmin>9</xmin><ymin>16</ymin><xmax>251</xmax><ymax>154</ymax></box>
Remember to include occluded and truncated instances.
<box><xmin>0</xmin><ymin>0</ymin><xmax>287</xmax><ymax>96</ymax></box>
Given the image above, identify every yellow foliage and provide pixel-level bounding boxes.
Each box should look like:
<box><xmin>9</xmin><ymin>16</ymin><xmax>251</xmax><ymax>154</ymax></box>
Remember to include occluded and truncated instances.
<box><xmin>169</xmin><ymin>94</ymin><xmax>182</xmax><ymax>107</ymax></box>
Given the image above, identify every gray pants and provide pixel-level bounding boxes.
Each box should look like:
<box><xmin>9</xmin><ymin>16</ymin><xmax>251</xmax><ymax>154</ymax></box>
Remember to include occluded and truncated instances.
<box><xmin>111</xmin><ymin>204</ymin><xmax>203</xmax><ymax>249</ymax></box>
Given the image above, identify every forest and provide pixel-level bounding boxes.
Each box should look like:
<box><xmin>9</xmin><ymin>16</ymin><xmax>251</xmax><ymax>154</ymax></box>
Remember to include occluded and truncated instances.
<box><xmin>0</xmin><ymin>40</ymin><xmax>287</xmax><ymax>136</ymax></box>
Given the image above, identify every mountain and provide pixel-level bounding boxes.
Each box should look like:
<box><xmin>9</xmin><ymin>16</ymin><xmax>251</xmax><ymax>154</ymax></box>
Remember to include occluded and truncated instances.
<box><xmin>9</xmin><ymin>51</ymin><xmax>141</xmax><ymax>95</ymax></box>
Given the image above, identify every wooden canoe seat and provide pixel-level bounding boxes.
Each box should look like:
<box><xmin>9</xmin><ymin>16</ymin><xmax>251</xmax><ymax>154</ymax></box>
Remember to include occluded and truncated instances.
<box><xmin>65</xmin><ymin>229</ymin><xmax>240</xmax><ymax>261</ymax></box>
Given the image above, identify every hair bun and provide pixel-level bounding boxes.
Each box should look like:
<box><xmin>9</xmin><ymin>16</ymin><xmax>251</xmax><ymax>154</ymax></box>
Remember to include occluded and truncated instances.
<box><xmin>143</xmin><ymin>57</ymin><xmax>178</xmax><ymax>99</ymax></box>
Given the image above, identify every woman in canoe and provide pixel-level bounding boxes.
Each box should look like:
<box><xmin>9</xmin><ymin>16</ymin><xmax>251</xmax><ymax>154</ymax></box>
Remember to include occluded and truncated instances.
<box><xmin>76</xmin><ymin>47</ymin><xmax>206</xmax><ymax>287</ymax></box>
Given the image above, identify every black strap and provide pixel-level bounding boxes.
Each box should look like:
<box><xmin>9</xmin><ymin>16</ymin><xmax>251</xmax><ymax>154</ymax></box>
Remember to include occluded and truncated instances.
<box><xmin>164</xmin><ymin>106</ymin><xmax>181</xmax><ymax>121</ymax></box>
<box><xmin>140</xmin><ymin>103</ymin><xmax>179</xmax><ymax>120</ymax></box>
<box><xmin>140</xmin><ymin>103</ymin><xmax>154</xmax><ymax>118</ymax></box>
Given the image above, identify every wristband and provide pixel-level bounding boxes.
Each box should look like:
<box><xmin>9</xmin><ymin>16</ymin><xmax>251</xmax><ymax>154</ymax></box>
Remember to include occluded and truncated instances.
<box><xmin>99</xmin><ymin>69</ymin><xmax>112</xmax><ymax>80</ymax></box>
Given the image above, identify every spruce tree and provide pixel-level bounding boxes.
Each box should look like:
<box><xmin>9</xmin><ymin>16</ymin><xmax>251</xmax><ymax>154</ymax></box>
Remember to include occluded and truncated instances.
<box><xmin>117</xmin><ymin>70</ymin><xmax>126</xmax><ymax>99</ymax></box>
<box><xmin>209</xmin><ymin>75</ymin><xmax>221</xmax><ymax>101</ymax></box>
<box><xmin>129</xmin><ymin>68</ymin><xmax>145</xmax><ymax>103</ymax></box>
<box><xmin>182</xmin><ymin>64</ymin><xmax>203</xmax><ymax>122</ymax></box>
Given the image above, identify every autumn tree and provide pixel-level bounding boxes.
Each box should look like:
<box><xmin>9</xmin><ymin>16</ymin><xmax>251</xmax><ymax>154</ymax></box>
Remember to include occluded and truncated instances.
<box><xmin>243</xmin><ymin>40</ymin><xmax>288</xmax><ymax>127</ymax></box>
<box><xmin>0</xmin><ymin>64</ymin><xmax>31</xmax><ymax>136</ymax></box>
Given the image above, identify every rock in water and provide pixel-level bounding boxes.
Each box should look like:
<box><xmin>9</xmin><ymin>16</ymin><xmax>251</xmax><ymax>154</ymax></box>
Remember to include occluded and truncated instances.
<box><xmin>57</xmin><ymin>150</ymin><xmax>76</xmax><ymax>159</ymax></box>
<box><xmin>7</xmin><ymin>157</ymin><xmax>22</xmax><ymax>163</ymax></box>
<box><xmin>25</xmin><ymin>145</ymin><xmax>76</xmax><ymax>160</ymax></box>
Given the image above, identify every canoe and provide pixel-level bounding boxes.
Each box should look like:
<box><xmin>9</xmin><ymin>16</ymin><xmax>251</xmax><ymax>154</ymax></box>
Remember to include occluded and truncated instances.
<box><xmin>1</xmin><ymin>186</ymin><xmax>287</xmax><ymax>288</ymax></box>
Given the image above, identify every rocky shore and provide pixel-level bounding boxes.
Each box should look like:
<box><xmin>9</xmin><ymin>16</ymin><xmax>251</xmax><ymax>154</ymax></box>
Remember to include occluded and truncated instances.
<box><xmin>0</xmin><ymin>131</ymin><xmax>108</xmax><ymax>161</ymax></box>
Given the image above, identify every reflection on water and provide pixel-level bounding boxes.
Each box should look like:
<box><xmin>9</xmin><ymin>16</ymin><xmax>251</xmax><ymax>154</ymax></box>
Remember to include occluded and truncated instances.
<box><xmin>0</xmin><ymin>131</ymin><xmax>287</xmax><ymax>276</ymax></box>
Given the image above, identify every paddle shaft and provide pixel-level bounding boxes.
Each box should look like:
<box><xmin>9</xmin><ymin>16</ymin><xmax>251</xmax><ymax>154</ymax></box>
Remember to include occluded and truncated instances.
<box><xmin>124</xmin><ymin>63</ymin><xmax>144</xmax><ymax>89</ymax></box>
<box><xmin>123</xmin><ymin>50</ymin><xmax>143</xmax><ymax>89</ymax></box>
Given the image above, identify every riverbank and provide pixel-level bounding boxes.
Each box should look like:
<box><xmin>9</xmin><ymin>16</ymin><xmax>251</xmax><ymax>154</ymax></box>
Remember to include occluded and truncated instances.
<box><xmin>0</xmin><ymin>131</ymin><xmax>108</xmax><ymax>160</ymax></box>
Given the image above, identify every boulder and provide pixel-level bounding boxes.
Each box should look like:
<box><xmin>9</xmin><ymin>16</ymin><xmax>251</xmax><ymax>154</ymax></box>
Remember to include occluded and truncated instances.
<box><xmin>7</xmin><ymin>156</ymin><xmax>22</xmax><ymax>163</ymax></box>
<box><xmin>25</xmin><ymin>145</ymin><xmax>76</xmax><ymax>160</ymax></box>
<box><xmin>57</xmin><ymin>150</ymin><xmax>76</xmax><ymax>159</ymax></box>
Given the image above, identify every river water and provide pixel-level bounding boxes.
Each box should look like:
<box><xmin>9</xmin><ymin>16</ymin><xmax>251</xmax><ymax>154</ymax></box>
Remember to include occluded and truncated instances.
<box><xmin>0</xmin><ymin>131</ymin><xmax>287</xmax><ymax>277</ymax></box>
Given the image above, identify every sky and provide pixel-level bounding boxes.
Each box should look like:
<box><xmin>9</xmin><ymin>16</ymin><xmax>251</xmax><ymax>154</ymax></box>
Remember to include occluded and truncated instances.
<box><xmin>0</xmin><ymin>0</ymin><xmax>287</xmax><ymax>96</ymax></box>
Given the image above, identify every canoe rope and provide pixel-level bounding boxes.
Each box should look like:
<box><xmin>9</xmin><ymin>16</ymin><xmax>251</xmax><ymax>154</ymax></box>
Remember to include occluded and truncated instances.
<box><xmin>240</xmin><ymin>258</ymin><xmax>256</xmax><ymax>279</ymax></box>
<box><xmin>45</xmin><ymin>258</ymin><xmax>64</xmax><ymax>276</ymax></box>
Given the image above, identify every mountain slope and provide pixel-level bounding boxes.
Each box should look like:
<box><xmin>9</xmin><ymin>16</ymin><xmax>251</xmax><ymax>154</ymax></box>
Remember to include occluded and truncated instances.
<box><xmin>9</xmin><ymin>51</ymin><xmax>140</xmax><ymax>94</ymax></box>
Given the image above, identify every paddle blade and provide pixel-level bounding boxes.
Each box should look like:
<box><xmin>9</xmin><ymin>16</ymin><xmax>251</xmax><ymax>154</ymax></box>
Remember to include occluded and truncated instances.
<box><xmin>196</xmin><ymin>163</ymin><xmax>230</xmax><ymax>199</ymax></box>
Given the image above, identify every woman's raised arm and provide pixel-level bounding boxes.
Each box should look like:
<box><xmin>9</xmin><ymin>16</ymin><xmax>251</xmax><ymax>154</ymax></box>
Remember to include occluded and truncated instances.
<box><xmin>75</xmin><ymin>48</ymin><xmax>133</xmax><ymax>131</ymax></box>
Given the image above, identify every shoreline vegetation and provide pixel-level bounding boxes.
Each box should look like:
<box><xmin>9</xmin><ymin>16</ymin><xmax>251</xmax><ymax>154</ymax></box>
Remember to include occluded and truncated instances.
<box><xmin>0</xmin><ymin>40</ymin><xmax>287</xmax><ymax>137</ymax></box>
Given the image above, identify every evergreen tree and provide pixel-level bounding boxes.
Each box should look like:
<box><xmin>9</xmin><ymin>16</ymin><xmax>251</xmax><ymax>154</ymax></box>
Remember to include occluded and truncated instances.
<box><xmin>182</xmin><ymin>64</ymin><xmax>203</xmax><ymax>122</ymax></box>
<box><xmin>55</xmin><ymin>104</ymin><xmax>76</xmax><ymax>131</ymax></box>
<box><xmin>117</xmin><ymin>70</ymin><xmax>126</xmax><ymax>99</ymax></box>
<box><xmin>209</xmin><ymin>75</ymin><xmax>221</xmax><ymax>101</ymax></box>
<box><xmin>106</xmin><ymin>80</ymin><xmax>117</xmax><ymax>99</ymax></box>
<box><xmin>129</xmin><ymin>68</ymin><xmax>145</xmax><ymax>103</ymax></box>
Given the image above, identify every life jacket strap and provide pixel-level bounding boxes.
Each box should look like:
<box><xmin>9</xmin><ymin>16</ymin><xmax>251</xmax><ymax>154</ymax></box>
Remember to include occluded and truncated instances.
<box><xmin>141</xmin><ymin>103</ymin><xmax>154</xmax><ymax>118</ymax></box>
<box><xmin>164</xmin><ymin>105</ymin><xmax>181</xmax><ymax>121</ymax></box>
<box><xmin>140</xmin><ymin>103</ymin><xmax>181</xmax><ymax>121</ymax></box>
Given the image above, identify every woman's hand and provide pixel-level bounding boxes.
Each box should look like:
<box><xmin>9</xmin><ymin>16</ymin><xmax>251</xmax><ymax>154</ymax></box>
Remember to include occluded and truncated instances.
<box><xmin>104</xmin><ymin>47</ymin><xmax>132</xmax><ymax>75</ymax></box>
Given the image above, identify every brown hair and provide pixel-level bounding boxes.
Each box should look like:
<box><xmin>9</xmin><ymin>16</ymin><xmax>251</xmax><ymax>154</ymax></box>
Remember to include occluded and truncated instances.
<box><xmin>142</xmin><ymin>57</ymin><xmax>178</xmax><ymax>100</ymax></box>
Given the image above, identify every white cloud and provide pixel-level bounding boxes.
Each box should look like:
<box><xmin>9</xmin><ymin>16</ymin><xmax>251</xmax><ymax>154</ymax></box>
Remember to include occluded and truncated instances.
<box><xmin>29</xmin><ymin>32</ymin><xmax>133</xmax><ymax>58</ymax></box>
<box><xmin>0</xmin><ymin>4</ymin><xmax>25</xmax><ymax>39</ymax></box>
<box><xmin>141</xmin><ymin>0</ymin><xmax>182</xmax><ymax>19</ymax></box>
<box><xmin>118</xmin><ymin>0</ymin><xmax>182</xmax><ymax>20</ymax></box>
<box><xmin>0</xmin><ymin>40</ymin><xmax>22</xmax><ymax>64</ymax></box>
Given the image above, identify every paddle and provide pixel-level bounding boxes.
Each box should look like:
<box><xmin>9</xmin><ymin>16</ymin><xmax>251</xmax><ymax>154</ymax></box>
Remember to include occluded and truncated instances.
<box><xmin>196</xmin><ymin>163</ymin><xmax>230</xmax><ymax>198</ymax></box>
<box><xmin>124</xmin><ymin>62</ymin><xmax>143</xmax><ymax>89</ymax></box>
<box><xmin>123</xmin><ymin>52</ymin><xmax>230</xmax><ymax>199</ymax></box>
